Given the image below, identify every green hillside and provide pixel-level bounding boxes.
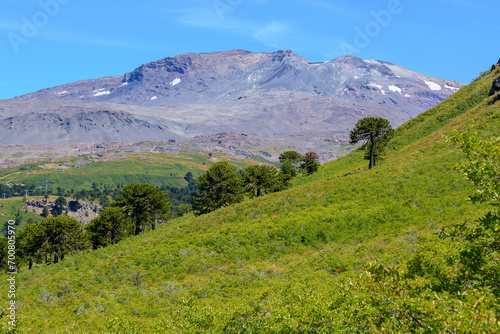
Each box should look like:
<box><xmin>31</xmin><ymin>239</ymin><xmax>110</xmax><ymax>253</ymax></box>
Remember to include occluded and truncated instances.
<box><xmin>0</xmin><ymin>152</ymin><xmax>265</xmax><ymax>192</ymax></box>
<box><xmin>2</xmin><ymin>67</ymin><xmax>500</xmax><ymax>333</ymax></box>
<box><xmin>0</xmin><ymin>198</ymin><xmax>43</xmax><ymax>230</ymax></box>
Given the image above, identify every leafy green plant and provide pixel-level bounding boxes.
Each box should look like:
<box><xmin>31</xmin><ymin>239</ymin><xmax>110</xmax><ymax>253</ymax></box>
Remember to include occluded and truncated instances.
<box><xmin>362</xmin><ymin>128</ymin><xmax>500</xmax><ymax>332</ymax></box>
<box><xmin>444</xmin><ymin>127</ymin><xmax>500</xmax><ymax>293</ymax></box>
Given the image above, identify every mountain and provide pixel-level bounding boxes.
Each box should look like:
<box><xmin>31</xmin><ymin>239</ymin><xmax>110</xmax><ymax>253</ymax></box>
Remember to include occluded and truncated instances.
<box><xmin>1</xmin><ymin>50</ymin><xmax>464</xmax><ymax>161</ymax></box>
<box><xmin>5</xmin><ymin>60</ymin><xmax>498</xmax><ymax>333</ymax></box>
<box><xmin>16</xmin><ymin>49</ymin><xmax>461</xmax><ymax>107</ymax></box>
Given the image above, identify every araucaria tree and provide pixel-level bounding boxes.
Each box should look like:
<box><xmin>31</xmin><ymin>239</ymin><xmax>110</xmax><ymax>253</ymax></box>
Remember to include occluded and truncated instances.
<box><xmin>349</xmin><ymin>117</ymin><xmax>393</xmax><ymax>169</ymax></box>
<box><xmin>18</xmin><ymin>216</ymin><xmax>88</xmax><ymax>268</ymax></box>
<box><xmin>242</xmin><ymin>165</ymin><xmax>283</xmax><ymax>198</ymax></box>
<box><xmin>279</xmin><ymin>151</ymin><xmax>304</xmax><ymax>165</ymax></box>
<box><xmin>86</xmin><ymin>207</ymin><xmax>130</xmax><ymax>250</ymax></box>
<box><xmin>18</xmin><ymin>223</ymin><xmax>46</xmax><ymax>270</ymax></box>
<box><xmin>53</xmin><ymin>196</ymin><xmax>67</xmax><ymax>216</ymax></box>
<box><xmin>39</xmin><ymin>215</ymin><xmax>88</xmax><ymax>264</ymax></box>
<box><xmin>114</xmin><ymin>183</ymin><xmax>171</xmax><ymax>235</ymax></box>
<box><xmin>192</xmin><ymin>161</ymin><xmax>243</xmax><ymax>215</ymax></box>
<box><xmin>300</xmin><ymin>151</ymin><xmax>320</xmax><ymax>175</ymax></box>
<box><xmin>41</xmin><ymin>205</ymin><xmax>50</xmax><ymax>218</ymax></box>
<box><xmin>279</xmin><ymin>151</ymin><xmax>304</xmax><ymax>178</ymax></box>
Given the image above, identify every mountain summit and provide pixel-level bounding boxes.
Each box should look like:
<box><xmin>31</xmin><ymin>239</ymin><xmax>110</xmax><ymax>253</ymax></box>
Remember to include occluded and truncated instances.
<box><xmin>17</xmin><ymin>49</ymin><xmax>461</xmax><ymax>107</ymax></box>
<box><xmin>1</xmin><ymin>50</ymin><xmax>464</xmax><ymax>160</ymax></box>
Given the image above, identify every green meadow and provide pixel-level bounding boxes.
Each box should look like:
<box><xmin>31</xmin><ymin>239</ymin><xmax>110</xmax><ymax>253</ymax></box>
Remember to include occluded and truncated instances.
<box><xmin>0</xmin><ymin>152</ymin><xmax>263</xmax><ymax>191</ymax></box>
<box><xmin>0</xmin><ymin>198</ymin><xmax>43</xmax><ymax>228</ymax></box>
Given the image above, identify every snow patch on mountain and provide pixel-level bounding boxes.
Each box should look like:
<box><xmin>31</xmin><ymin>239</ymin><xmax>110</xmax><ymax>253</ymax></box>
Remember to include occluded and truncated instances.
<box><xmin>368</xmin><ymin>83</ymin><xmax>386</xmax><ymax>95</ymax></box>
<box><xmin>425</xmin><ymin>80</ymin><xmax>442</xmax><ymax>91</ymax></box>
<box><xmin>94</xmin><ymin>90</ymin><xmax>111</xmax><ymax>97</ymax></box>
<box><xmin>388</xmin><ymin>85</ymin><xmax>402</xmax><ymax>94</ymax></box>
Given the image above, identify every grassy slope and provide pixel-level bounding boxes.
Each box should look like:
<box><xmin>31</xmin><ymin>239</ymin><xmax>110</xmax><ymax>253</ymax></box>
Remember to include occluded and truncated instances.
<box><xmin>1</xmin><ymin>196</ymin><xmax>92</xmax><ymax>233</ymax></box>
<box><xmin>0</xmin><ymin>198</ymin><xmax>43</xmax><ymax>228</ymax></box>
<box><xmin>3</xmin><ymin>68</ymin><xmax>500</xmax><ymax>333</ymax></box>
<box><xmin>0</xmin><ymin>152</ymin><xmax>263</xmax><ymax>191</ymax></box>
<box><xmin>0</xmin><ymin>152</ymin><xmax>260</xmax><ymax>235</ymax></box>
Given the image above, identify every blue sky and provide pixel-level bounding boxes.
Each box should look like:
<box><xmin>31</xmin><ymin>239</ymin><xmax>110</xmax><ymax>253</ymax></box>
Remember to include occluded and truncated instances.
<box><xmin>1</xmin><ymin>0</ymin><xmax>499</xmax><ymax>99</ymax></box>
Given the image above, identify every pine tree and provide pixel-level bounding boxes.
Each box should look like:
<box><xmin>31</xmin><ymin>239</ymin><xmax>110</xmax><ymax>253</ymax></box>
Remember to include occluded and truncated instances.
<box><xmin>242</xmin><ymin>165</ymin><xmax>283</xmax><ymax>198</ymax></box>
<box><xmin>192</xmin><ymin>161</ymin><xmax>243</xmax><ymax>215</ymax></box>
<box><xmin>114</xmin><ymin>183</ymin><xmax>171</xmax><ymax>235</ymax></box>
<box><xmin>300</xmin><ymin>151</ymin><xmax>320</xmax><ymax>175</ymax></box>
<box><xmin>349</xmin><ymin>117</ymin><xmax>393</xmax><ymax>169</ymax></box>
<box><xmin>41</xmin><ymin>206</ymin><xmax>50</xmax><ymax>218</ymax></box>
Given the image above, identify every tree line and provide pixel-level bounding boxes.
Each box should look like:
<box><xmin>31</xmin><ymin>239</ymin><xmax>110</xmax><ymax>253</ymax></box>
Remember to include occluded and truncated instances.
<box><xmin>192</xmin><ymin>150</ymin><xmax>320</xmax><ymax>215</ymax></box>
<box><xmin>1</xmin><ymin>115</ymin><xmax>396</xmax><ymax>272</ymax></box>
<box><xmin>1</xmin><ymin>183</ymin><xmax>171</xmax><ymax>270</ymax></box>
<box><xmin>2</xmin><ymin>150</ymin><xmax>320</xmax><ymax>271</ymax></box>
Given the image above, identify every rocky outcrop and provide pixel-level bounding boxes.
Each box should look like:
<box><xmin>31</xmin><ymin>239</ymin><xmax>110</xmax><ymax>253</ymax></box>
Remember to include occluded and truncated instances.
<box><xmin>489</xmin><ymin>77</ymin><xmax>500</xmax><ymax>96</ymax></box>
<box><xmin>489</xmin><ymin>77</ymin><xmax>500</xmax><ymax>103</ymax></box>
<box><xmin>490</xmin><ymin>58</ymin><xmax>500</xmax><ymax>72</ymax></box>
<box><xmin>23</xmin><ymin>198</ymin><xmax>102</xmax><ymax>224</ymax></box>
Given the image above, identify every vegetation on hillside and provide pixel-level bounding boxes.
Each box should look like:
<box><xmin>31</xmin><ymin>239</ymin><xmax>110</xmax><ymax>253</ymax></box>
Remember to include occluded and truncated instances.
<box><xmin>114</xmin><ymin>183</ymin><xmax>171</xmax><ymax>235</ymax></box>
<box><xmin>1</xmin><ymin>66</ymin><xmax>499</xmax><ymax>332</ymax></box>
<box><xmin>6</xmin><ymin>157</ymin><xmax>313</xmax><ymax>272</ymax></box>
<box><xmin>86</xmin><ymin>207</ymin><xmax>129</xmax><ymax>250</ymax></box>
<box><xmin>192</xmin><ymin>162</ymin><xmax>244</xmax><ymax>215</ymax></box>
<box><xmin>359</xmin><ymin>128</ymin><xmax>500</xmax><ymax>332</ymax></box>
<box><xmin>17</xmin><ymin>216</ymin><xmax>88</xmax><ymax>270</ymax></box>
<box><xmin>241</xmin><ymin>165</ymin><xmax>285</xmax><ymax>198</ymax></box>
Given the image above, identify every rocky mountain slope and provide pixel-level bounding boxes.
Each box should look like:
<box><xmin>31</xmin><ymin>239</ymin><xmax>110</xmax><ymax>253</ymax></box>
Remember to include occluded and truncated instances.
<box><xmin>0</xmin><ymin>50</ymin><xmax>464</xmax><ymax>161</ymax></box>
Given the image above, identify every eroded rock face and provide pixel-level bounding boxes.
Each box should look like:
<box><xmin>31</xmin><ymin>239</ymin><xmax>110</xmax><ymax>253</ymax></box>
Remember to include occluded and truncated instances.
<box><xmin>489</xmin><ymin>77</ymin><xmax>500</xmax><ymax>97</ymax></box>
<box><xmin>490</xmin><ymin>58</ymin><xmax>500</xmax><ymax>72</ymax></box>
<box><xmin>24</xmin><ymin>198</ymin><xmax>102</xmax><ymax>224</ymax></box>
